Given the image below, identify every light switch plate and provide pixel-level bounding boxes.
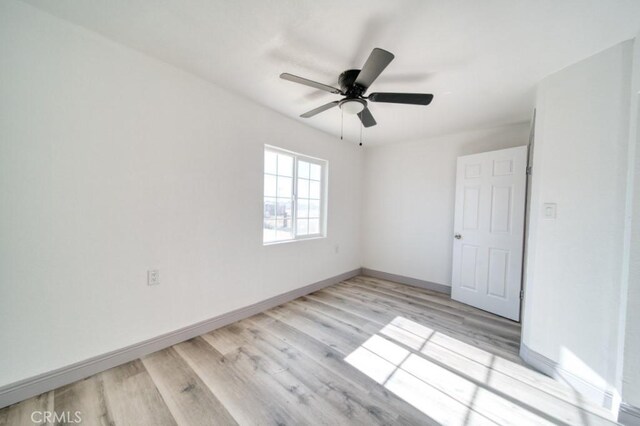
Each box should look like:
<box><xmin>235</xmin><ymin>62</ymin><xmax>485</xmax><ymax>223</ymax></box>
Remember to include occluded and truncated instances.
<box><xmin>543</xmin><ymin>203</ymin><xmax>557</xmax><ymax>219</ymax></box>
<box><xmin>148</xmin><ymin>269</ymin><xmax>160</xmax><ymax>286</ymax></box>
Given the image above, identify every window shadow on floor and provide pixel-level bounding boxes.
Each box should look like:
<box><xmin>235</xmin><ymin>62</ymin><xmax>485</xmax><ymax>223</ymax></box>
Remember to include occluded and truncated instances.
<box><xmin>344</xmin><ymin>316</ymin><xmax>614</xmax><ymax>425</ymax></box>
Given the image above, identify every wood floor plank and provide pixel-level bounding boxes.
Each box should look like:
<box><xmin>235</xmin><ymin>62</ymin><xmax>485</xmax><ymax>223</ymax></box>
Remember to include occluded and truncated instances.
<box><xmin>282</xmin><ymin>297</ymin><xmax>567</xmax><ymax>424</ymax></box>
<box><xmin>345</xmin><ymin>278</ymin><xmax>521</xmax><ymax>339</ymax></box>
<box><xmin>243</xmin><ymin>313</ymin><xmax>441</xmax><ymax>425</ymax></box>
<box><xmin>382</xmin><ymin>314</ymin><xmax>611</xmax><ymax>420</ymax></box>
<box><xmin>300</xmin><ymin>291</ymin><xmax>523</xmax><ymax>380</ymax></box>
<box><xmin>348</xmin><ymin>277</ymin><xmax>521</xmax><ymax>330</ymax></box>
<box><xmin>205</xmin><ymin>322</ymin><xmax>419</xmax><ymax>425</ymax></box>
<box><xmin>334</xmin><ymin>282</ymin><xmax>521</xmax><ymax>347</ymax></box>
<box><xmin>291</xmin><ymin>297</ymin><xmax>381</xmax><ymax>334</ymax></box>
<box><xmin>354</xmin><ymin>276</ymin><xmax>453</xmax><ymax>301</ymax></box>
<box><xmin>327</xmin><ymin>286</ymin><xmax>521</xmax><ymax>362</ymax></box>
<box><xmin>200</xmin><ymin>326</ymin><xmax>357</xmax><ymax>426</ymax></box>
<box><xmin>266</xmin><ymin>300</ymin><xmax>524</xmax><ymax>424</ymax></box>
<box><xmin>351</xmin><ymin>276</ymin><xmax>456</xmax><ymax>307</ymax></box>
<box><xmin>264</xmin><ymin>303</ymin><xmax>367</xmax><ymax>355</ymax></box>
<box><xmin>0</xmin><ymin>391</ymin><xmax>53</xmax><ymax>426</ymax></box>
<box><xmin>0</xmin><ymin>276</ymin><xmax>615</xmax><ymax>425</ymax></box>
<box><xmin>337</xmin><ymin>281</ymin><xmax>522</xmax><ymax>345</ymax></box>
<box><xmin>311</xmin><ymin>285</ymin><xmax>523</xmax><ymax>362</ymax></box>
<box><xmin>142</xmin><ymin>347</ymin><xmax>237</xmax><ymax>426</ymax></box>
<box><xmin>174</xmin><ymin>337</ymin><xmax>302</xmax><ymax>425</ymax></box>
<box><xmin>338</xmin><ymin>280</ymin><xmax>465</xmax><ymax>327</ymax></box>
<box><xmin>99</xmin><ymin>360</ymin><xmax>177</xmax><ymax>426</ymax></box>
<box><xmin>411</xmin><ymin>337</ymin><xmax>612</xmax><ymax>424</ymax></box>
<box><xmin>354</xmin><ymin>275</ymin><xmax>516</xmax><ymax>325</ymax></box>
<box><xmin>54</xmin><ymin>375</ymin><xmax>112</xmax><ymax>425</ymax></box>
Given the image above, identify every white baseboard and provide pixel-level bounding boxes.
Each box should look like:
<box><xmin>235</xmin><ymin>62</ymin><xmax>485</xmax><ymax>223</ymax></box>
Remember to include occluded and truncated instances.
<box><xmin>0</xmin><ymin>268</ymin><xmax>361</xmax><ymax>409</ymax></box>
<box><xmin>619</xmin><ymin>402</ymin><xmax>640</xmax><ymax>425</ymax></box>
<box><xmin>520</xmin><ymin>343</ymin><xmax>616</xmax><ymax>411</ymax></box>
<box><xmin>361</xmin><ymin>268</ymin><xmax>451</xmax><ymax>295</ymax></box>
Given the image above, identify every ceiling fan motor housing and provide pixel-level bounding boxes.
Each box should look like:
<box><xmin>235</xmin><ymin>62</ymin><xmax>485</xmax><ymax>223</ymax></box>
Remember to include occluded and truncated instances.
<box><xmin>339</xmin><ymin>69</ymin><xmax>366</xmax><ymax>97</ymax></box>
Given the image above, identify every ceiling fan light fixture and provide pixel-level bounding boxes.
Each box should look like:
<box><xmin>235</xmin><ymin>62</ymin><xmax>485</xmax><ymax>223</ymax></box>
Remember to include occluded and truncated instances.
<box><xmin>339</xmin><ymin>99</ymin><xmax>366</xmax><ymax>115</ymax></box>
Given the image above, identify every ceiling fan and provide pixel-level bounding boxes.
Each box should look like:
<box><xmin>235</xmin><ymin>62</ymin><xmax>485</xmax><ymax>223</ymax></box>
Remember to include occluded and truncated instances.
<box><xmin>280</xmin><ymin>48</ymin><xmax>433</xmax><ymax>128</ymax></box>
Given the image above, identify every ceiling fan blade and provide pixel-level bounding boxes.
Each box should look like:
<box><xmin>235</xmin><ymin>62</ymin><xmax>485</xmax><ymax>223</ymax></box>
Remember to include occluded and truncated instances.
<box><xmin>300</xmin><ymin>101</ymin><xmax>340</xmax><ymax>118</ymax></box>
<box><xmin>368</xmin><ymin>92</ymin><xmax>434</xmax><ymax>105</ymax></box>
<box><xmin>354</xmin><ymin>48</ymin><xmax>395</xmax><ymax>90</ymax></box>
<box><xmin>280</xmin><ymin>73</ymin><xmax>341</xmax><ymax>94</ymax></box>
<box><xmin>357</xmin><ymin>107</ymin><xmax>377</xmax><ymax>128</ymax></box>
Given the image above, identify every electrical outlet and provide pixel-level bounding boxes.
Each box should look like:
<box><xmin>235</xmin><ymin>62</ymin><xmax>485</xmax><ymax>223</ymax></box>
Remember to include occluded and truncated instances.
<box><xmin>148</xmin><ymin>269</ymin><xmax>160</xmax><ymax>286</ymax></box>
<box><xmin>543</xmin><ymin>203</ymin><xmax>557</xmax><ymax>219</ymax></box>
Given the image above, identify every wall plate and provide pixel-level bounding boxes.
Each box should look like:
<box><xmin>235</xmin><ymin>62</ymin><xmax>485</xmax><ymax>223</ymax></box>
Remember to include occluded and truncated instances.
<box><xmin>543</xmin><ymin>203</ymin><xmax>557</xmax><ymax>219</ymax></box>
<box><xmin>147</xmin><ymin>269</ymin><xmax>160</xmax><ymax>286</ymax></box>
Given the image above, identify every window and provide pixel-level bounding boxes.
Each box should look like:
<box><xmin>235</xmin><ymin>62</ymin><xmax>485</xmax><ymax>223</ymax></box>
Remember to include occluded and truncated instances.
<box><xmin>263</xmin><ymin>146</ymin><xmax>327</xmax><ymax>244</ymax></box>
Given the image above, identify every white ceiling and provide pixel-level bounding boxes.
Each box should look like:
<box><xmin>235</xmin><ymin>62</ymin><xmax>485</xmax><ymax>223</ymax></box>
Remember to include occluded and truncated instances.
<box><xmin>23</xmin><ymin>0</ymin><xmax>640</xmax><ymax>145</ymax></box>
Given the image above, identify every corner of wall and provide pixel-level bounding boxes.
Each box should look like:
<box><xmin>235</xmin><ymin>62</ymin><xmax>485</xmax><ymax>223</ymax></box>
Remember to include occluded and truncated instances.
<box><xmin>618</xmin><ymin>31</ymin><xmax>640</xmax><ymax>413</ymax></box>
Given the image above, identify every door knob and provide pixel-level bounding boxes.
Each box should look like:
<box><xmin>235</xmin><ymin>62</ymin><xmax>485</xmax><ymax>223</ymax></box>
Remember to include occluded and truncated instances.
<box><xmin>454</xmin><ymin>233</ymin><xmax>462</xmax><ymax>240</ymax></box>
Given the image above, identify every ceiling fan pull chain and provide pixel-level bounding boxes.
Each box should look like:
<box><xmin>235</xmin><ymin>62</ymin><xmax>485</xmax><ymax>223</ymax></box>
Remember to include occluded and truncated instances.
<box><xmin>340</xmin><ymin>109</ymin><xmax>344</xmax><ymax>140</ymax></box>
<box><xmin>359</xmin><ymin>120</ymin><xmax>363</xmax><ymax>146</ymax></box>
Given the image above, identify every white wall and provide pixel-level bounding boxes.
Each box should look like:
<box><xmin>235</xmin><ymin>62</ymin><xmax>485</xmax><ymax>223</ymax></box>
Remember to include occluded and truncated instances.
<box><xmin>361</xmin><ymin>123</ymin><xmax>530</xmax><ymax>286</ymax></box>
<box><xmin>621</xmin><ymin>34</ymin><xmax>640</xmax><ymax>409</ymax></box>
<box><xmin>0</xmin><ymin>0</ymin><xmax>362</xmax><ymax>388</ymax></box>
<box><xmin>521</xmin><ymin>40</ymin><xmax>633</xmax><ymax>406</ymax></box>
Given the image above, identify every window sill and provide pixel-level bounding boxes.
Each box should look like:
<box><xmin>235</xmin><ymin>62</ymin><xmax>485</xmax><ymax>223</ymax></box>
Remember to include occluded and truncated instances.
<box><xmin>263</xmin><ymin>235</ymin><xmax>326</xmax><ymax>246</ymax></box>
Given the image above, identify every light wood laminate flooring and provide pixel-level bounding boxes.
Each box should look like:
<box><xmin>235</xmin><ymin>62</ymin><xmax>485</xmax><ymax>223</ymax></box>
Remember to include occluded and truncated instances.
<box><xmin>0</xmin><ymin>276</ymin><xmax>616</xmax><ymax>425</ymax></box>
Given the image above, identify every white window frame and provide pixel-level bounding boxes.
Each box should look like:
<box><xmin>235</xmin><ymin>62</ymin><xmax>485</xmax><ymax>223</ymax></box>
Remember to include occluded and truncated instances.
<box><xmin>263</xmin><ymin>145</ymin><xmax>328</xmax><ymax>245</ymax></box>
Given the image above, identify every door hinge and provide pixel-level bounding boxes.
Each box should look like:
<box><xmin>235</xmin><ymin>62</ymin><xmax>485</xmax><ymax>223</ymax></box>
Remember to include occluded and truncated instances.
<box><xmin>526</xmin><ymin>166</ymin><xmax>532</xmax><ymax>175</ymax></box>
<box><xmin>520</xmin><ymin>290</ymin><xmax>524</xmax><ymax>300</ymax></box>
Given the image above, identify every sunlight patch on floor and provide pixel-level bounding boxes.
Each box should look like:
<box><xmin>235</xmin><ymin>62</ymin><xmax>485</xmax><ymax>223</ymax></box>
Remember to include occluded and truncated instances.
<box><xmin>345</xmin><ymin>316</ymin><xmax>611</xmax><ymax>426</ymax></box>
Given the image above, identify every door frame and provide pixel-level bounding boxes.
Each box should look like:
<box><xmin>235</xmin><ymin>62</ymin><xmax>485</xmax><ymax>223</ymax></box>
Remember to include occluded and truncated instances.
<box><xmin>519</xmin><ymin>109</ymin><xmax>536</xmax><ymax>325</ymax></box>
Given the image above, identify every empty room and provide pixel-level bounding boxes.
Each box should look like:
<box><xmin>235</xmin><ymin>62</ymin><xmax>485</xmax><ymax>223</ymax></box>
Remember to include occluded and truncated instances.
<box><xmin>1</xmin><ymin>0</ymin><xmax>640</xmax><ymax>425</ymax></box>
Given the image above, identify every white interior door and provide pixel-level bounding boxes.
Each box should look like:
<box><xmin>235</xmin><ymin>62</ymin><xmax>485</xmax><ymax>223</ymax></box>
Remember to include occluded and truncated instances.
<box><xmin>451</xmin><ymin>146</ymin><xmax>527</xmax><ymax>321</ymax></box>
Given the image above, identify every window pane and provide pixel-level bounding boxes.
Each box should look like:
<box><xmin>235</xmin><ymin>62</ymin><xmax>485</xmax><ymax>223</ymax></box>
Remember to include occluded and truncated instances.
<box><xmin>297</xmin><ymin>199</ymin><xmax>309</xmax><ymax>218</ymax></box>
<box><xmin>297</xmin><ymin>218</ymin><xmax>308</xmax><ymax>236</ymax></box>
<box><xmin>264</xmin><ymin>151</ymin><xmax>277</xmax><ymax>175</ymax></box>
<box><xmin>309</xmin><ymin>200</ymin><xmax>320</xmax><ymax>218</ymax></box>
<box><xmin>298</xmin><ymin>178</ymin><xmax>309</xmax><ymax>198</ymax></box>
<box><xmin>277</xmin><ymin>176</ymin><xmax>292</xmax><ymax>197</ymax></box>
<box><xmin>264</xmin><ymin>174</ymin><xmax>277</xmax><ymax>197</ymax></box>
<box><xmin>276</xmin><ymin>199</ymin><xmax>293</xmax><ymax>220</ymax></box>
<box><xmin>276</xmin><ymin>219</ymin><xmax>293</xmax><ymax>240</ymax></box>
<box><xmin>277</xmin><ymin>154</ymin><xmax>293</xmax><ymax>177</ymax></box>
<box><xmin>276</xmin><ymin>216</ymin><xmax>293</xmax><ymax>232</ymax></box>
<box><xmin>310</xmin><ymin>163</ymin><xmax>321</xmax><ymax>180</ymax></box>
<box><xmin>298</xmin><ymin>161</ymin><xmax>310</xmax><ymax>179</ymax></box>
<box><xmin>264</xmin><ymin>197</ymin><xmax>277</xmax><ymax>219</ymax></box>
<box><xmin>309</xmin><ymin>180</ymin><xmax>321</xmax><ymax>199</ymax></box>
<box><xmin>309</xmin><ymin>218</ymin><xmax>320</xmax><ymax>234</ymax></box>
<box><xmin>263</xmin><ymin>219</ymin><xmax>276</xmax><ymax>242</ymax></box>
